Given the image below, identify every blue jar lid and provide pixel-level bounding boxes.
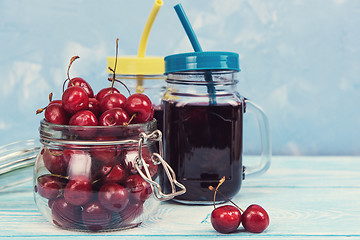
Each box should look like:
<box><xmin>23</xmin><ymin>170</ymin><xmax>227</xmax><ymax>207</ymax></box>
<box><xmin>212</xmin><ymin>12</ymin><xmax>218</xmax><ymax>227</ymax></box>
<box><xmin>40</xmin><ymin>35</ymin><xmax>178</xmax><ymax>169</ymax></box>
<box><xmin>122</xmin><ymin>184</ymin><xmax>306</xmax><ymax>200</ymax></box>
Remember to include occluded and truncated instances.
<box><xmin>164</xmin><ymin>51</ymin><xmax>240</xmax><ymax>74</ymax></box>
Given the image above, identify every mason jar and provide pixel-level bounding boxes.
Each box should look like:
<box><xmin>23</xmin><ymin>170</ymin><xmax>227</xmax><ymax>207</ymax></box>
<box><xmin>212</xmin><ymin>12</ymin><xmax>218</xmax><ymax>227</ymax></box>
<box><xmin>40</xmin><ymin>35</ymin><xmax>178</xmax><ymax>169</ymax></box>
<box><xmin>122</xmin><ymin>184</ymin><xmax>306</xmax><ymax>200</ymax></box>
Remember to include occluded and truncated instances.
<box><xmin>33</xmin><ymin>119</ymin><xmax>185</xmax><ymax>231</ymax></box>
<box><xmin>161</xmin><ymin>51</ymin><xmax>271</xmax><ymax>204</ymax></box>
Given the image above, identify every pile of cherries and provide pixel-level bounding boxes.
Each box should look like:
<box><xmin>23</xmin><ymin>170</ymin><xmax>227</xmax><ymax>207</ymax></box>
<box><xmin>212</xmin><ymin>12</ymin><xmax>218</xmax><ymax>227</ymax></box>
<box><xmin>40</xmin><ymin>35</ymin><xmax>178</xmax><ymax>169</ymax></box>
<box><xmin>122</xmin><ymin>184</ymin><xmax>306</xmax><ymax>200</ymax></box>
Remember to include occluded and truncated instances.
<box><xmin>39</xmin><ymin>57</ymin><xmax>154</xmax><ymax>128</ymax></box>
<box><xmin>209</xmin><ymin>177</ymin><xmax>270</xmax><ymax>234</ymax></box>
<box><xmin>35</xmin><ymin>56</ymin><xmax>157</xmax><ymax>231</ymax></box>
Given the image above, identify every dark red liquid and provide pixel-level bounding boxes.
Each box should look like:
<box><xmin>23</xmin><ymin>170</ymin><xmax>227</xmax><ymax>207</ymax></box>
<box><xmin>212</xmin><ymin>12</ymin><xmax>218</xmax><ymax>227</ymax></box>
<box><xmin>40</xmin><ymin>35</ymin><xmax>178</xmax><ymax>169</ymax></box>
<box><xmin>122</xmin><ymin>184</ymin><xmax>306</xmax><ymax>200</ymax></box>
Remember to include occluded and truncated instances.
<box><xmin>161</xmin><ymin>101</ymin><xmax>244</xmax><ymax>203</ymax></box>
<box><xmin>153</xmin><ymin>106</ymin><xmax>164</xmax><ymax>153</ymax></box>
<box><xmin>153</xmin><ymin>106</ymin><xmax>163</xmax><ymax>134</ymax></box>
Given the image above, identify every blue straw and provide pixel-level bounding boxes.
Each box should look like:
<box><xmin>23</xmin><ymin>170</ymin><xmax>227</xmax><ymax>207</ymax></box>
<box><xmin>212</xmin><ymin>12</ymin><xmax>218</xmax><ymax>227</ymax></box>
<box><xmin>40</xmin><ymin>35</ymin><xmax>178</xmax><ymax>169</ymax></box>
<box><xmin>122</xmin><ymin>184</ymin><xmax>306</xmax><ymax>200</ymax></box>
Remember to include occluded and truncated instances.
<box><xmin>174</xmin><ymin>4</ymin><xmax>202</xmax><ymax>52</ymax></box>
<box><xmin>174</xmin><ymin>3</ymin><xmax>216</xmax><ymax>104</ymax></box>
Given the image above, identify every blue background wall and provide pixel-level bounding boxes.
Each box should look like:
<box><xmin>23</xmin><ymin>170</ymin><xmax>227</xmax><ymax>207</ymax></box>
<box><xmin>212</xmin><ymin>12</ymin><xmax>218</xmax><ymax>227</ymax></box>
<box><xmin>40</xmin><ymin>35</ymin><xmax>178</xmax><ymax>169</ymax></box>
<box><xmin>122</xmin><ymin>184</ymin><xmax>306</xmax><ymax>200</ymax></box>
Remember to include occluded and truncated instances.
<box><xmin>0</xmin><ymin>0</ymin><xmax>359</xmax><ymax>155</ymax></box>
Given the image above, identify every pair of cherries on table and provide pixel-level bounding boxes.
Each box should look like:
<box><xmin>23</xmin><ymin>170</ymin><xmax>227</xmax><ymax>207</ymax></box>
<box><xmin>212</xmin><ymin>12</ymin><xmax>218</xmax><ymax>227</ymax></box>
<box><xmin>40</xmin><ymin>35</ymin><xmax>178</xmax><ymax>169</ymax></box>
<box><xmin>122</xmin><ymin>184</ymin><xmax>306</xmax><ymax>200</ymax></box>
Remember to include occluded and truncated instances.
<box><xmin>209</xmin><ymin>177</ymin><xmax>270</xmax><ymax>234</ymax></box>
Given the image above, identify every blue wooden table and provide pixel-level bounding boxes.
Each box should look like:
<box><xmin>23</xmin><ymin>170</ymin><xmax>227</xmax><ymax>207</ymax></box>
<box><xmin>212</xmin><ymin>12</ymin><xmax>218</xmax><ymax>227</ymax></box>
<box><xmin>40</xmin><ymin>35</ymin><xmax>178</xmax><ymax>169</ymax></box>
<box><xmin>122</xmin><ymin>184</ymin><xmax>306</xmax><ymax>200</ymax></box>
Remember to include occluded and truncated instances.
<box><xmin>0</xmin><ymin>156</ymin><xmax>359</xmax><ymax>239</ymax></box>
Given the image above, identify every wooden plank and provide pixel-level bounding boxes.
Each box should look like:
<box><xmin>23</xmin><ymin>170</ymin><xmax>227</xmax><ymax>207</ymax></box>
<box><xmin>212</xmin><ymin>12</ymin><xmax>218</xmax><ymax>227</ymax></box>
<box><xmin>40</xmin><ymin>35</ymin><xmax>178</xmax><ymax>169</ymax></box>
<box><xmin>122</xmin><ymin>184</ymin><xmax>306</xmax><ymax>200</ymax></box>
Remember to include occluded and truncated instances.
<box><xmin>242</xmin><ymin>156</ymin><xmax>360</xmax><ymax>187</ymax></box>
<box><xmin>0</xmin><ymin>156</ymin><xmax>359</xmax><ymax>239</ymax></box>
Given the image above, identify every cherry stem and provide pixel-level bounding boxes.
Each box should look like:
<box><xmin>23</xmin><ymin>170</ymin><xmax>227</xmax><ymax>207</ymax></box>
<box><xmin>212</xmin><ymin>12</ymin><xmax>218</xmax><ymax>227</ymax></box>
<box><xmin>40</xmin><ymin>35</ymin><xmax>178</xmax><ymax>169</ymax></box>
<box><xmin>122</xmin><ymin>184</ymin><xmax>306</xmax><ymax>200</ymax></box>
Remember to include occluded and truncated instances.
<box><xmin>91</xmin><ymin>161</ymin><xmax>116</xmax><ymax>184</ymax></box>
<box><xmin>67</xmin><ymin>56</ymin><xmax>80</xmax><ymax>83</ymax></box>
<box><xmin>110</xmin><ymin>38</ymin><xmax>119</xmax><ymax>91</ymax></box>
<box><xmin>124</xmin><ymin>113</ymin><xmax>137</xmax><ymax>126</ymax></box>
<box><xmin>208</xmin><ymin>186</ymin><xmax>245</xmax><ymax>213</ymax></box>
<box><xmin>62</xmin><ymin>56</ymin><xmax>79</xmax><ymax>93</ymax></box>
<box><xmin>108</xmin><ymin>38</ymin><xmax>131</xmax><ymax>96</ymax></box>
<box><xmin>45</xmin><ymin>173</ymin><xmax>69</xmax><ymax>180</ymax></box>
<box><xmin>48</xmin><ymin>151</ymin><xmax>64</xmax><ymax>157</ymax></box>
<box><xmin>36</xmin><ymin>108</ymin><xmax>44</xmax><ymax>114</ymax></box>
<box><xmin>36</xmin><ymin>93</ymin><xmax>54</xmax><ymax>114</ymax></box>
<box><xmin>211</xmin><ymin>176</ymin><xmax>225</xmax><ymax>208</ymax></box>
<box><xmin>107</xmin><ymin>77</ymin><xmax>131</xmax><ymax>96</ymax></box>
<box><xmin>62</xmin><ymin>78</ymin><xmax>69</xmax><ymax>93</ymax></box>
<box><xmin>48</xmin><ymin>93</ymin><xmax>53</xmax><ymax>102</ymax></box>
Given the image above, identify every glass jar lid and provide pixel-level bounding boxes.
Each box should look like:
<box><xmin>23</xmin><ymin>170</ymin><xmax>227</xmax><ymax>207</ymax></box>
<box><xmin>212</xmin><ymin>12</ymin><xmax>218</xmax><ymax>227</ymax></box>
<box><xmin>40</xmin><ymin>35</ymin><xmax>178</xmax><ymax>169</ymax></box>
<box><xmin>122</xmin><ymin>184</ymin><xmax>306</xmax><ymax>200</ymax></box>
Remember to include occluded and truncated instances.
<box><xmin>164</xmin><ymin>51</ymin><xmax>240</xmax><ymax>74</ymax></box>
<box><xmin>107</xmin><ymin>56</ymin><xmax>164</xmax><ymax>75</ymax></box>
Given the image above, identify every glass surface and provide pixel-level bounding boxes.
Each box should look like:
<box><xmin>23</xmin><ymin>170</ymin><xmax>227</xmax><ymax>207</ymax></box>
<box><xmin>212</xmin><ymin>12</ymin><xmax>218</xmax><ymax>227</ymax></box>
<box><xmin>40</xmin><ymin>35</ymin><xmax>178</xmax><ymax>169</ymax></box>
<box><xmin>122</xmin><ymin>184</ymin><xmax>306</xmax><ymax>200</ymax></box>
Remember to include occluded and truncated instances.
<box><xmin>162</xmin><ymin>101</ymin><xmax>243</xmax><ymax>204</ymax></box>
<box><xmin>161</xmin><ymin>70</ymin><xmax>270</xmax><ymax>204</ymax></box>
<box><xmin>34</xmin><ymin>119</ymin><xmax>161</xmax><ymax>232</ymax></box>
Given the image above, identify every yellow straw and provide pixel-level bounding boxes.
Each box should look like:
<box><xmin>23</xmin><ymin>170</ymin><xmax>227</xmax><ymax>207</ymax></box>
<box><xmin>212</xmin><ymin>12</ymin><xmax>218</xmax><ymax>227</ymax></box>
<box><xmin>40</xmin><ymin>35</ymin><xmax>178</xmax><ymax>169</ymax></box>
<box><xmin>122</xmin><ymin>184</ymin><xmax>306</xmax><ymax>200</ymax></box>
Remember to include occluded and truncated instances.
<box><xmin>136</xmin><ymin>0</ymin><xmax>163</xmax><ymax>93</ymax></box>
<box><xmin>138</xmin><ymin>0</ymin><xmax>163</xmax><ymax>58</ymax></box>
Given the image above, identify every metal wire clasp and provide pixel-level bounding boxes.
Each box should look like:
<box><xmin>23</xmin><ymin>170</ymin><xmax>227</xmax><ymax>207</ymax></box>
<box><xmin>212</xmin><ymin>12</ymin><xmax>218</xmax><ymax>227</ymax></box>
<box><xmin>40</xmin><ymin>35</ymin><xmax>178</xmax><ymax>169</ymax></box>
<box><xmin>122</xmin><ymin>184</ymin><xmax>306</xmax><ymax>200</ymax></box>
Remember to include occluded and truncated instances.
<box><xmin>134</xmin><ymin>130</ymin><xmax>186</xmax><ymax>201</ymax></box>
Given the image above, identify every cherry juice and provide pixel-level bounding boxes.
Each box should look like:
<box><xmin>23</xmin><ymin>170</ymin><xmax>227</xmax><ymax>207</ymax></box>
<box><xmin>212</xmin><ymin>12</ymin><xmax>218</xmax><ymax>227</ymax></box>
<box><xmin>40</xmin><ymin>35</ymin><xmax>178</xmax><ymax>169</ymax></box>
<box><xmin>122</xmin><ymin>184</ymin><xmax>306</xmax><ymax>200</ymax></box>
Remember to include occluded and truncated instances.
<box><xmin>161</xmin><ymin>101</ymin><xmax>244</xmax><ymax>203</ymax></box>
<box><xmin>153</xmin><ymin>105</ymin><xmax>163</xmax><ymax>134</ymax></box>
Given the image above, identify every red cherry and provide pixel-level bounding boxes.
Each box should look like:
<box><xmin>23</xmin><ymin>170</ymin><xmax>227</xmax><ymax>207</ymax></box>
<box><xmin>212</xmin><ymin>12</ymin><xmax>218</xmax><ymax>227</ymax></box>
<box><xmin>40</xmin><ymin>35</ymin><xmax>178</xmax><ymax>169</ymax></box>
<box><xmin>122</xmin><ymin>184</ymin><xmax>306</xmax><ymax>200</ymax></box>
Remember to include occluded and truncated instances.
<box><xmin>90</xmin><ymin>137</ymin><xmax>121</xmax><ymax>164</ymax></box>
<box><xmin>69</xmin><ymin>110</ymin><xmax>98</xmax><ymax>126</ymax></box>
<box><xmin>82</xmin><ymin>200</ymin><xmax>112</xmax><ymax>231</ymax></box>
<box><xmin>62</xmin><ymin>86</ymin><xmax>89</xmax><ymax>115</ymax></box>
<box><xmin>242</xmin><ymin>204</ymin><xmax>269</xmax><ymax>233</ymax></box>
<box><xmin>99</xmin><ymin>93</ymin><xmax>127</xmax><ymax>113</ymax></box>
<box><xmin>48</xmin><ymin>99</ymin><xmax>62</xmax><ymax>106</ymax></box>
<box><xmin>69</xmin><ymin>110</ymin><xmax>98</xmax><ymax>138</ymax></box>
<box><xmin>125</xmin><ymin>174</ymin><xmax>152</xmax><ymax>202</ymax></box>
<box><xmin>44</xmin><ymin>103</ymin><xmax>69</xmax><ymax>125</ymax></box>
<box><xmin>142</xmin><ymin>150</ymin><xmax>158</xmax><ymax>178</ymax></box>
<box><xmin>99</xmin><ymin>108</ymin><xmax>130</xmax><ymax>126</ymax></box>
<box><xmin>64</xmin><ymin>175</ymin><xmax>93</xmax><ymax>206</ymax></box>
<box><xmin>36</xmin><ymin>174</ymin><xmax>68</xmax><ymax>200</ymax></box>
<box><xmin>88</xmin><ymin>98</ymin><xmax>101</xmax><ymax>118</ymax></box>
<box><xmin>51</xmin><ymin>198</ymin><xmax>82</xmax><ymax>229</ymax></box>
<box><xmin>42</xmin><ymin>148</ymin><xmax>69</xmax><ymax>176</ymax></box>
<box><xmin>211</xmin><ymin>205</ymin><xmax>241</xmax><ymax>234</ymax></box>
<box><xmin>96</xmin><ymin>87</ymin><xmax>120</xmax><ymax>102</ymax></box>
<box><xmin>98</xmin><ymin>182</ymin><xmax>129</xmax><ymax>212</ymax></box>
<box><xmin>119</xmin><ymin>200</ymin><xmax>143</xmax><ymax>223</ymax></box>
<box><xmin>67</xmin><ymin>77</ymin><xmax>94</xmax><ymax>98</ymax></box>
<box><xmin>91</xmin><ymin>147</ymin><xmax>119</xmax><ymax>165</ymax></box>
<box><xmin>100</xmin><ymin>162</ymin><xmax>128</xmax><ymax>183</ymax></box>
<box><xmin>124</xmin><ymin>93</ymin><xmax>154</xmax><ymax>123</ymax></box>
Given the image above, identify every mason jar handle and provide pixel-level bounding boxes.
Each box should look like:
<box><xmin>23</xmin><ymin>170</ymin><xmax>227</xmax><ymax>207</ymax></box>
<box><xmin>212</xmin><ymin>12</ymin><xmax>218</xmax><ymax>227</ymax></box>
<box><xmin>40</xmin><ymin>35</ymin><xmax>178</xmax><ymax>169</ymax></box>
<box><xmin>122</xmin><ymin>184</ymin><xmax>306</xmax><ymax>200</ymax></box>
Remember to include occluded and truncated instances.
<box><xmin>243</xmin><ymin>99</ymin><xmax>271</xmax><ymax>177</ymax></box>
<box><xmin>134</xmin><ymin>130</ymin><xmax>186</xmax><ymax>201</ymax></box>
